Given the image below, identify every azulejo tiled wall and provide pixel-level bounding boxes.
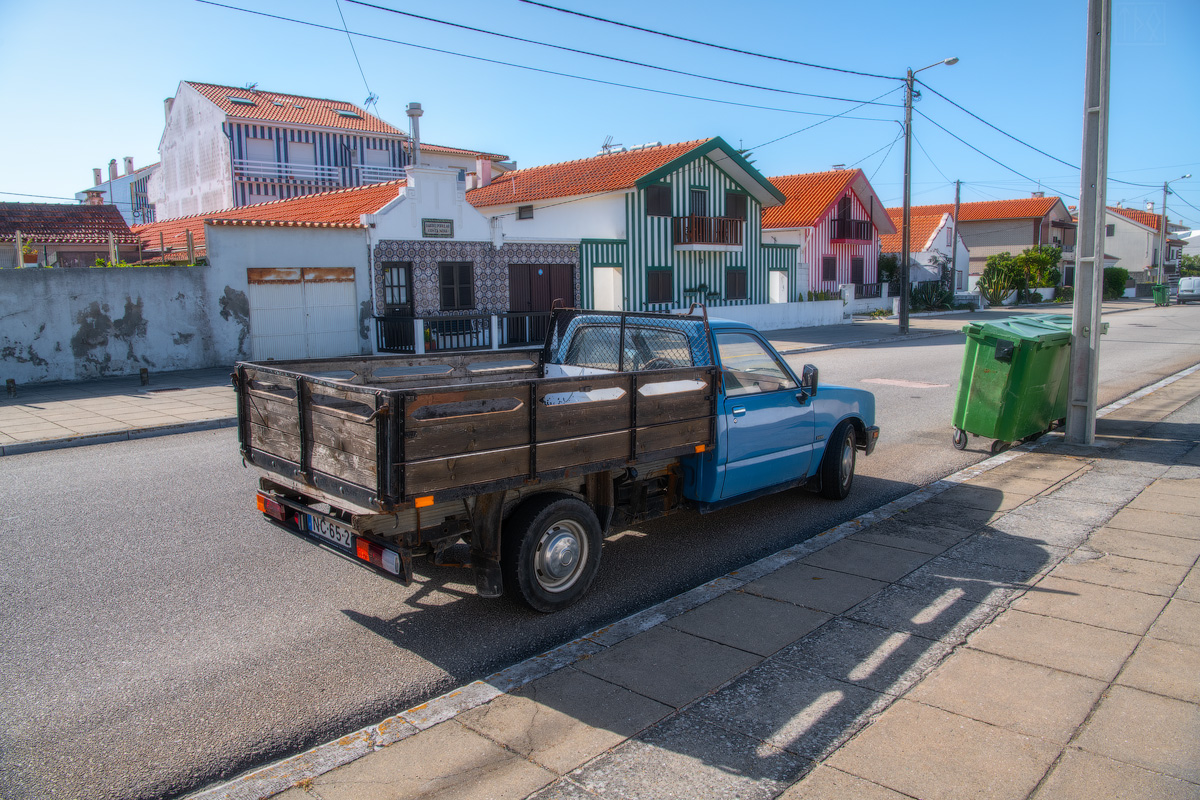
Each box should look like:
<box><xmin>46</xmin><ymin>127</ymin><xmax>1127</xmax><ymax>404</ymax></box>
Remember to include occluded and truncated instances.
<box><xmin>372</xmin><ymin>240</ymin><xmax>580</xmax><ymax>316</ymax></box>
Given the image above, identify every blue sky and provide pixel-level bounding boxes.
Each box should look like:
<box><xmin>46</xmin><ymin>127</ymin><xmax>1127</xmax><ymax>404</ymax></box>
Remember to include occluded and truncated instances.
<box><xmin>1</xmin><ymin>0</ymin><xmax>1197</xmax><ymax>226</ymax></box>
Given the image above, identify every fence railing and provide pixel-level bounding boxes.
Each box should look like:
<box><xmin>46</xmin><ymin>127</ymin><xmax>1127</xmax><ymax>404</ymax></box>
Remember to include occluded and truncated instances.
<box><xmin>672</xmin><ymin>216</ymin><xmax>743</xmax><ymax>246</ymax></box>
<box><xmin>497</xmin><ymin>311</ymin><xmax>551</xmax><ymax>348</ymax></box>
<box><xmin>856</xmin><ymin>282</ymin><xmax>883</xmax><ymax>299</ymax></box>
<box><xmin>375</xmin><ymin>311</ymin><xmax>553</xmax><ymax>354</ymax></box>
<box><xmin>830</xmin><ymin>218</ymin><xmax>873</xmax><ymax>241</ymax></box>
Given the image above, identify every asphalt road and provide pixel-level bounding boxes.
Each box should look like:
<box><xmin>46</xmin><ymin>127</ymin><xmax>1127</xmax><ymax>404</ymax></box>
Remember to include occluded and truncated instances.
<box><xmin>1</xmin><ymin>305</ymin><xmax>1197</xmax><ymax>800</ymax></box>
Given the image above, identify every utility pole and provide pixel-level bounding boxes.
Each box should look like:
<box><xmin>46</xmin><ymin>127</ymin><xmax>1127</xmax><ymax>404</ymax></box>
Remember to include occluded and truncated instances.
<box><xmin>950</xmin><ymin>179</ymin><xmax>961</xmax><ymax>288</ymax></box>
<box><xmin>1064</xmin><ymin>0</ymin><xmax>1111</xmax><ymax>446</ymax></box>
<box><xmin>1157</xmin><ymin>174</ymin><xmax>1192</xmax><ymax>285</ymax></box>
<box><xmin>899</xmin><ymin>57</ymin><xmax>958</xmax><ymax>335</ymax></box>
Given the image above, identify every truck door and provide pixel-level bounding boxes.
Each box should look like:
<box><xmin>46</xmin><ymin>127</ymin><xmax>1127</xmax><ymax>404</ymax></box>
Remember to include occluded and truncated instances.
<box><xmin>715</xmin><ymin>331</ymin><xmax>815</xmax><ymax>499</ymax></box>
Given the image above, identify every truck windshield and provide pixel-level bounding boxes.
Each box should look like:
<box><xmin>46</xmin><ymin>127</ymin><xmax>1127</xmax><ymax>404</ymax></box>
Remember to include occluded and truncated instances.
<box><xmin>716</xmin><ymin>332</ymin><xmax>797</xmax><ymax>396</ymax></box>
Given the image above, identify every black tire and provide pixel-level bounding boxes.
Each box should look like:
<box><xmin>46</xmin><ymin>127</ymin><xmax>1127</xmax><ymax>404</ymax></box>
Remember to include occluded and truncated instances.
<box><xmin>990</xmin><ymin>439</ymin><xmax>1009</xmax><ymax>455</ymax></box>
<box><xmin>501</xmin><ymin>494</ymin><xmax>602</xmax><ymax>613</ymax></box>
<box><xmin>952</xmin><ymin>428</ymin><xmax>968</xmax><ymax>450</ymax></box>
<box><xmin>819</xmin><ymin>421</ymin><xmax>857</xmax><ymax>500</ymax></box>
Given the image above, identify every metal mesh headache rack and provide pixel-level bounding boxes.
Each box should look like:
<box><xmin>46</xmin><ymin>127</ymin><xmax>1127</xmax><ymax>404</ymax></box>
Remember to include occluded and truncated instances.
<box><xmin>542</xmin><ymin>304</ymin><xmax>714</xmax><ymax>371</ymax></box>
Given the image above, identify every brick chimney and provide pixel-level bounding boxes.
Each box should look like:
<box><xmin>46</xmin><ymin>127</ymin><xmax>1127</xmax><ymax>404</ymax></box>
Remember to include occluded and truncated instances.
<box><xmin>108</xmin><ymin>159</ymin><xmax>118</xmax><ymax>181</ymax></box>
<box><xmin>1031</xmin><ymin>191</ymin><xmax>1044</xmax><ymax>198</ymax></box>
<box><xmin>84</xmin><ymin>189</ymin><xmax>105</xmax><ymax>205</ymax></box>
<box><xmin>123</xmin><ymin>157</ymin><xmax>134</xmax><ymax>175</ymax></box>
<box><xmin>476</xmin><ymin>157</ymin><xmax>492</xmax><ymax>188</ymax></box>
<box><xmin>93</xmin><ymin>168</ymin><xmax>103</xmax><ymax>186</ymax></box>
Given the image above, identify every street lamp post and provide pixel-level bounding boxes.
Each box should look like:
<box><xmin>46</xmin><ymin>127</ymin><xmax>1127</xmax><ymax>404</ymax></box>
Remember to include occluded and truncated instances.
<box><xmin>900</xmin><ymin>57</ymin><xmax>958</xmax><ymax>334</ymax></box>
<box><xmin>1157</xmin><ymin>173</ymin><xmax>1191</xmax><ymax>285</ymax></box>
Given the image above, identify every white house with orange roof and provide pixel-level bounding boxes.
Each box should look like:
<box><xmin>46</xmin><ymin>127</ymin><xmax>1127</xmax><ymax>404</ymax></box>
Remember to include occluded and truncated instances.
<box><xmin>1104</xmin><ymin>203</ymin><xmax>1185</xmax><ymax>279</ymax></box>
<box><xmin>880</xmin><ymin>209</ymin><xmax>970</xmax><ymax>289</ymax></box>
<box><xmin>761</xmin><ymin>169</ymin><xmax>896</xmax><ymax>300</ymax></box>
<box><xmin>148</xmin><ymin>81</ymin><xmax>508</xmax><ymax>220</ymax></box>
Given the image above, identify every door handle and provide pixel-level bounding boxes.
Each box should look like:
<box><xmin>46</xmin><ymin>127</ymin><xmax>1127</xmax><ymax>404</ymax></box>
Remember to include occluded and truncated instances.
<box><xmin>731</xmin><ymin>406</ymin><xmax>746</xmax><ymax>417</ymax></box>
<box><xmin>795</xmin><ymin>392</ymin><xmax>808</xmax><ymax>404</ymax></box>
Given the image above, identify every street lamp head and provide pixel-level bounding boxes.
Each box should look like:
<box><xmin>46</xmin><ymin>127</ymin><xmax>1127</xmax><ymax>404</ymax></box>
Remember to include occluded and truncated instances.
<box><xmin>944</xmin><ymin>57</ymin><xmax>960</xmax><ymax>66</ymax></box>
<box><xmin>1183</xmin><ymin>173</ymin><xmax>1192</xmax><ymax>180</ymax></box>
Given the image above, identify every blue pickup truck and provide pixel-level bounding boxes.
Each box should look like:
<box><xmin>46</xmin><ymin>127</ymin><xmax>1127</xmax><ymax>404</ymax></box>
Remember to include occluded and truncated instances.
<box><xmin>237</xmin><ymin>307</ymin><xmax>878</xmax><ymax>611</ymax></box>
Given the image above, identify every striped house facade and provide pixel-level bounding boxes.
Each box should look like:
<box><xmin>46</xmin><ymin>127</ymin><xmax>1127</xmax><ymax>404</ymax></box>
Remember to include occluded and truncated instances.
<box><xmin>227</xmin><ymin>123</ymin><xmax>409</xmax><ymax>207</ymax></box>
<box><xmin>808</xmin><ymin>189</ymin><xmax>882</xmax><ymax>294</ymax></box>
<box><xmin>579</xmin><ymin>156</ymin><xmax>797</xmax><ymax>311</ymax></box>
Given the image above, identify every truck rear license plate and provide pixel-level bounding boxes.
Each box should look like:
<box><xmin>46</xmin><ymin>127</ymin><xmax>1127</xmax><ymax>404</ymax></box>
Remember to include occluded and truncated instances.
<box><xmin>306</xmin><ymin>514</ymin><xmax>355</xmax><ymax>552</ymax></box>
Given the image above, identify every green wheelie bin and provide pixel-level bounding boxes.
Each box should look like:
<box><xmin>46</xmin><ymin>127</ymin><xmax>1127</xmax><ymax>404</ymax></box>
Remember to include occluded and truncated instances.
<box><xmin>952</xmin><ymin>316</ymin><xmax>1074</xmax><ymax>453</ymax></box>
<box><xmin>1153</xmin><ymin>284</ymin><xmax>1170</xmax><ymax>306</ymax></box>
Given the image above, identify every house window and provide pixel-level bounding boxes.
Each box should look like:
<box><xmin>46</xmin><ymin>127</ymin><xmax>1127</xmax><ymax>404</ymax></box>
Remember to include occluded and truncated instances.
<box><xmin>946</xmin><ymin>227</ymin><xmax>953</xmax><ymax>247</ymax></box>
<box><xmin>289</xmin><ymin>141</ymin><xmax>315</xmax><ymax>171</ymax></box>
<box><xmin>646</xmin><ymin>185</ymin><xmax>671</xmax><ymax>217</ymax></box>
<box><xmin>648</xmin><ymin>269</ymin><xmax>673</xmax><ymax>304</ymax></box>
<box><xmin>439</xmin><ymin>262</ymin><xmax>474</xmax><ymax>310</ymax></box>
<box><xmin>517</xmin><ymin>205</ymin><xmax>534</xmax><ymax>220</ymax></box>
<box><xmin>725</xmin><ymin>267</ymin><xmax>748</xmax><ymax>300</ymax></box>
<box><xmin>725</xmin><ymin>192</ymin><xmax>747</xmax><ymax>221</ymax></box>
<box><xmin>822</xmin><ymin>256</ymin><xmax>837</xmax><ymax>282</ymax></box>
<box><xmin>1105</xmin><ymin>224</ymin><xmax>1115</xmax><ymax>237</ymax></box>
<box><xmin>837</xmin><ymin>196</ymin><xmax>851</xmax><ymax>219</ymax></box>
<box><xmin>851</xmin><ymin>257</ymin><xmax>865</xmax><ymax>285</ymax></box>
<box><xmin>690</xmin><ymin>188</ymin><xmax>709</xmax><ymax>217</ymax></box>
<box><xmin>246</xmin><ymin>137</ymin><xmax>275</xmax><ymax>163</ymax></box>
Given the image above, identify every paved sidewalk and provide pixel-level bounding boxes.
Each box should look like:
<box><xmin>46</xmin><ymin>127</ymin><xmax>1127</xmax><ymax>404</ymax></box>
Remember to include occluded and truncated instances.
<box><xmin>190</xmin><ymin>361</ymin><xmax>1200</xmax><ymax>800</ymax></box>
<box><xmin>0</xmin><ymin>298</ymin><xmax>1154</xmax><ymax>457</ymax></box>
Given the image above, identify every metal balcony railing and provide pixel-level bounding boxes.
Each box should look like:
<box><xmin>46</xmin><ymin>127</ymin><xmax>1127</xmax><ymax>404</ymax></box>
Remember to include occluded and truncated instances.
<box><xmin>672</xmin><ymin>216</ymin><xmax>743</xmax><ymax>246</ymax></box>
<box><xmin>830</xmin><ymin>218</ymin><xmax>873</xmax><ymax>241</ymax></box>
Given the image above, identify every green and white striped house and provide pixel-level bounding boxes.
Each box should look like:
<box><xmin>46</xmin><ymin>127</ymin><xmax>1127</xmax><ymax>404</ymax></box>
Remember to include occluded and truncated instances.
<box><xmin>467</xmin><ymin>137</ymin><xmax>798</xmax><ymax>313</ymax></box>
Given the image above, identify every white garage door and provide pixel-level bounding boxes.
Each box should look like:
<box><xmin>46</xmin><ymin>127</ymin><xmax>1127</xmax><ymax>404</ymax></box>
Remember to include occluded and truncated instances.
<box><xmin>247</xmin><ymin>267</ymin><xmax>360</xmax><ymax>361</ymax></box>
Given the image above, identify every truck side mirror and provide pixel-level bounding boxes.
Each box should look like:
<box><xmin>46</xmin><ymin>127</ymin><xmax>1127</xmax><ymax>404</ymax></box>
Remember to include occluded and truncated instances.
<box><xmin>801</xmin><ymin>364</ymin><xmax>818</xmax><ymax>398</ymax></box>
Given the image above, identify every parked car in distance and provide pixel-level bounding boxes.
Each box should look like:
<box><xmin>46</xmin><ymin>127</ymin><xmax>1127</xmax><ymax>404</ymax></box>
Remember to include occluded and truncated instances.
<box><xmin>1178</xmin><ymin>276</ymin><xmax>1200</xmax><ymax>304</ymax></box>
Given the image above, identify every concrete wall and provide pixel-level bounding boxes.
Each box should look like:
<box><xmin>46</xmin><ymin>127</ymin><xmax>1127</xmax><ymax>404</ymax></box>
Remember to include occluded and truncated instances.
<box><xmin>485</xmin><ymin>193</ymin><xmax>626</xmax><ymax>241</ymax></box>
<box><xmin>676</xmin><ymin>299</ymin><xmax>847</xmax><ymax>331</ymax></box>
<box><xmin>0</xmin><ymin>266</ymin><xmax>232</xmax><ymax>384</ymax></box>
<box><xmin>149</xmin><ymin>83</ymin><xmax>233</xmax><ymax>220</ymax></box>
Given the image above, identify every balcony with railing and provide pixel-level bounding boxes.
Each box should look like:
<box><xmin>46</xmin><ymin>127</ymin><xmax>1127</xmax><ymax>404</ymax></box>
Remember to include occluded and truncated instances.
<box><xmin>232</xmin><ymin>159</ymin><xmax>407</xmax><ymax>188</ymax></box>
<box><xmin>830</xmin><ymin>218</ymin><xmax>873</xmax><ymax>242</ymax></box>
<box><xmin>672</xmin><ymin>216</ymin><xmax>743</xmax><ymax>251</ymax></box>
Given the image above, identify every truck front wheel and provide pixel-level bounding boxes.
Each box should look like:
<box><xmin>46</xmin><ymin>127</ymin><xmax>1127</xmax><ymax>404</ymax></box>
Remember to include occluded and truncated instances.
<box><xmin>819</xmin><ymin>421</ymin><xmax>857</xmax><ymax>500</ymax></box>
<box><xmin>502</xmin><ymin>495</ymin><xmax>602</xmax><ymax>612</ymax></box>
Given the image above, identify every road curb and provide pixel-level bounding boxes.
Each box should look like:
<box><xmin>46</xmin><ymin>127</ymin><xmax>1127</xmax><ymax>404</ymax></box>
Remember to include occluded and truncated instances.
<box><xmin>0</xmin><ymin>417</ymin><xmax>237</xmax><ymax>457</ymax></box>
<box><xmin>774</xmin><ymin>329</ymin><xmax>952</xmax><ymax>356</ymax></box>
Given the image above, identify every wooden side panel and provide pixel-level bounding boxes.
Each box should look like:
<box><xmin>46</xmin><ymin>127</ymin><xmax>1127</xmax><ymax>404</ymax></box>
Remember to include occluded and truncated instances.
<box><xmin>537</xmin><ymin>431</ymin><xmax>629</xmax><ymax>471</ymax></box>
<box><xmin>405</xmin><ymin>384</ymin><xmax>531</xmax><ymax>459</ymax></box>
<box><xmin>536</xmin><ymin>374</ymin><xmax>633</xmax><ymax>440</ymax></box>
<box><xmin>248</xmin><ymin>422</ymin><xmax>301</xmax><ymax>463</ymax></box>
<box><xmin>404</xmin><ymin>446</ymin><xmax>531</xmax><ymax>495</ymax></box>
<box><xmin>637</xmin><ymin>419</ymin><xmax>711</xmax><ymax>454</ymax></box>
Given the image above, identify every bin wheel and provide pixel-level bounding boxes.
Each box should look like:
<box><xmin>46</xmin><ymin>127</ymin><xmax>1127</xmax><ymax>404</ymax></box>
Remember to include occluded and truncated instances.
<box><xmin>990</xmin><ymin>440</ymin><xmax>1009</xmax><ymax>455</ymax></box>
<box><xmin>952</xmin><ymin>428</ymin><xmax>968</xmax><ymax>450</ymax></box>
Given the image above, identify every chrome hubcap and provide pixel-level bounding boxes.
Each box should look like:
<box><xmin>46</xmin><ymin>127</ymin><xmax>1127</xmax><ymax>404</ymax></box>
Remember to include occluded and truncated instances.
<box><xmin>535</xmin><ymin>521</ymin><xmax>586</xmax><ymax>592</ymax></box>
<box><xmin>840</xmin><ymin>433</ymin><xmax>855</xmax><ymax>487</ymax></box>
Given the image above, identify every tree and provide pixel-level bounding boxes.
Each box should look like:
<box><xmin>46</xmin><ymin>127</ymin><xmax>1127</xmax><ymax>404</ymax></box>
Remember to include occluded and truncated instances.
<box><xmin>1181</xmin><ymin>253</ymin><xmax>1200</xmax><ymax>277</ymax></box>
<box><xmin>877</xmin><ymin>253</ymin><xmax>899</xmax><ymax>283</ymax></box>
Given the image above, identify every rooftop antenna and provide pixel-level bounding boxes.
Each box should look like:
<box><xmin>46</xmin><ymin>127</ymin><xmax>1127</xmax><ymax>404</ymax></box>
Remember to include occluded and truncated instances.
<box><xmin>363</xmin><ymin>92</ymin><xmax>379</xmax><ymax>113</ymax></box>
<box><xmin>599</xmin><ymin>135</ymin><xmax>623</xmax><ymax>155</ymax></box>
<box><xmin>244</xmin><ymin>82</ymin><xmax>258</xmax><ymax>92</ymax></box>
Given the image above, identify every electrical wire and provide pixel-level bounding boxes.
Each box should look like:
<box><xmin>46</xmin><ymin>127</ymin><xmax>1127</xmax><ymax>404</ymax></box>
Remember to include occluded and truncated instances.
<box><xmin>1</xmin><ymin>191</ymin><xmax>88</xmax><ymax>202</ymax></box>
<box><xmin>334</xmin><ymin>0</ymin><xmax>376</xmax><ymax>109</ymax></box>
<box><xmin>195</xmin><ymin>1</ymin><xmax>898</xmax><ymax>122</ymax></box>
<box><xmin>519</xmin><ymin>0</ymin><xmax>901</xmax><ymax>80</ymax></box>
<box><xmin>911</xmin><ymin>131</ymin><xmax>952</xmax><ymax>184</ymax></box>
<box><xmin>914</xmin><ymin>108</ymin><xmax>1078</xmax><ymax>200</ymax></box>
<box><xmin>869</xmin><ymin>134</ymin><xmax>903</xmax><ymax>183</ymax></box>
<box><xmin>849</xmin><ymin>132</ymin><xmax>903</xmax><ymax>169</ymax></box>
<box><xmin>749</xmin><ymin>87</ymin><xmax>903</xmax><ymax>150</ymax></box>
<box><xmin>348</xmin><ymin>0</ymin><xmax>902</xmax><ymax>107</ymax></box>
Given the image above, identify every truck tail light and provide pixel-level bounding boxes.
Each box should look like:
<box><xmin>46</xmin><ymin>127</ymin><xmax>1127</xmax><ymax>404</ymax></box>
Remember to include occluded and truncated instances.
<box><xmin>256</xmin><ymin>492</ymin><xmax>287</xmax><ymax>522</ymax></box>
<box><xmin>355</xmin><ymin>537</ymin><xmax>401</xmax><ymax>575</ymax></box>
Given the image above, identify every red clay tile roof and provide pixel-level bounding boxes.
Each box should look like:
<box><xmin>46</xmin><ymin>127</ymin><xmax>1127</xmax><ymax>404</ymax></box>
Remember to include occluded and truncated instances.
<box><xmin>761</xmin><ymin>170</ymin><xmax>859</xmax><ymax>229</ymax></box>
<box><xmin>185</xmin><ymin>82</ymin><xmax>406</xmax><ymax>135</ymax></box>
<box><xmin>0</xmin><ymin>203</ymin><xmax>140</xmax><ymax>244</ymax></box>
<box><xmin>880</xmin><ymin>213</ymin><xmax>949</xmax><ymax>253</ymax></box>
<box><xmin>420</xmin><ymin>142</ymin><xmax>509</xmax><ymax>161</ymax></box>
<box><xmin>467</xmin><ymin>140</ymin><xmax>710</xmax><ymax>207</ymax></box>
<box><xmin>132</xmin><ymin>180</ymin><xmax>404</xmax><ymax>255</ymax></box>
<box><xmin>1108</xmin><ymin>206</ymin><xmax>1166</xmax><ymax>232</ymax></box>
<box><xmin>902</xmin><ymin>196</ymin><xmax>1062</xmax><ymax>222</ymax></box>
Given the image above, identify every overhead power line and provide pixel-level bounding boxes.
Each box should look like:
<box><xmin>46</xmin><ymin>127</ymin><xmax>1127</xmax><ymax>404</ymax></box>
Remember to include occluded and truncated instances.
<box><xmin>519</xmin><ymin>0</ymin><xmax>901</xmax><ymax>81</ymax></box>
<box><xmin>849</xmin><ymin>132</ymin><xmax>904</xmax><ymax>169</ymax></box>
<box><xmin>349</xmin><ymin>0</ymin><xmax>901</xmax><ymax>107</ymax></box>
<box><xmin>196</xmin><ymin>1</ymin><xmax>897</xmax><ymax>122</ymax></box>
<box><xmin>869</xmin><ymin>135</ymin><xmax>903</xmax><ymax>182</ymax></box>
<box><xmin>911</xmin><ymin>131</ymin><xmax>952</xmax><ymax>184</ymax></box>
<box><xmin>749</xmin><ymin>87</ymin><xmax>903</xmax><ymax>150</ymax></box>
<box><xmin>334</xmin><ymin>0</ymin><xmax>376</xmax><ymax>109</ymax></box>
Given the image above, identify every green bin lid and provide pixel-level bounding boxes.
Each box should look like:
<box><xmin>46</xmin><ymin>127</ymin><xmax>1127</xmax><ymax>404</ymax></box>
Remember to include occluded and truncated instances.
<box><xmin>976</xmin><ymin>316</ymin><xmax>1072</xmax><ymax>346</ymax></box>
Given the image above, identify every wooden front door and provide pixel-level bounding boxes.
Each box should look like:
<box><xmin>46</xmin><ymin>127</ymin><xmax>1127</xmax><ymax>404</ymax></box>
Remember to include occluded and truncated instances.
<box><xmin>508</xmin><ymin>264</ymin><xmax>574</xmax><ymax>345</ymax></box>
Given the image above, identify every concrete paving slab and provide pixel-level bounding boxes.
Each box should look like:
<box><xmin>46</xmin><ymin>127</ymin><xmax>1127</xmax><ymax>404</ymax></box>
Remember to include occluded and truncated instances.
<box><xmin>310</xmin><ymin>719</ymin><xmax>555</xmax><ymax>800</ymax></box>
<box><xmin>944</xmin><ymin>531</ymin><xmax>1069</xmax><ymax>577</ymax></box>
<box><xmin>456</xmin><ymin>667</ymin><xmax>671</xmax><ymax>775</ymax></box>
<box><xmin>1012</xmin><ymin>575</ymin><xmax>1170</xmax><ymax>635</ymax></box>
<box><xmin>846</xmin><ymin>582</ymin><xmax>1001</xmax><ymax>645</ymax></box>
<box><xmin>1148</xmin><ymin>476</ymin><xmax>1200</xmax><ymax>498</ymax></box>
<box><xmin>986</xmin><ymin>511</ymin><xmax>1104</xmax><ymax>549</ymax></box>
<box><xmin>1164</xmin><ymin>464</ymin><xmax>1200</xmax><ymax>480</ymax></box>
<box><xmin>1034</xmin><ymin>749</ymin><xmax>1200</xmax><ymax>800</ymax></box>
<box><xmin>924</xmin><ymin>484</ymin><xmax>1031</xmax><ymax>513</ymax></box>
<box><xmin>898</xmin><ymin>554</ymin><xmax>1040</xmax><ymax>604</ymax></box>
<box><xmin>777</xmin><ymin>617</ymin><xmax>954</xmax><ymax>696</ymax></box>
<box><xmin>1106</xmin><ymin>507</ymin><xmax>1200</xmax><ymax>539</ymax></box>
<box><xmin>825</xmin><ymin>699</ymin><xmax>1060</xmax><ymax>800</ymax></box>
<box><xmin>1048</xmin><ymin>548</ymin><xmax>1190</xmax><ymax>596</ymax></box>
<box><xmin>1014</xmin><ymin>496</ymin><xmax>1123</xmax><ymax>526</ymax></box>
<box><xmin>572</xmin><ymin>625</ymin><xmax>760</xmax><ymax>708</ymax></box>
<box><xmin>904</xmin><ymin>648</ymin><xmax>1105</xmax><ymax>743</ymax></box>
<box><xmin>526</xmin><ymin>777</ymin><xmax>595</xmax><ymax>800</ymax></box>
<box><xmin>799</xmin><ymin>539</ymin><xmax>934</xmax><ymax>583</ymax></box>
<box><xmin>1147</xmin><ymin>598</ymin><xmax>1200</xmax><ymax>646</ymax></box>
<box><xmin>977</xmin><ymin>455</ymin><xmax>1087</xmax><ymax>484</ymax></box>
<box><xmin>568</xmin><ymin>712</ymin><xmax>808</xmax><ymax>800</ymax></box>
<box><xmin>665</xmin><ymin>591</ymin><xmax>831</xmax><ymax>656</ymax></box>
<box><xmin>1128</xmin><ymin>489</ymin><xmax>1200</xmax><ymax>516</ymax></box>
<box><xmin>886</xmin><ymin>502</ymin><xmax>1001</xmax><ymax>533</ymax></box>
<box><xmin>778</xmin><ymin>765</ymin><xmax>913</xmax><ymax>800</ymax></box>
<box><xmin>1089</xmin><ymin>457</ymin><xmax>1173</xmax><ymax>479</ymax></box>
<box><xmin>689</xmin><ymin>658</ymin><xmax>889</xmax><ymax>761</ymax></box>
<box><xmin>1118</xmin><ymin>637</ymin><xmax>1200</xmax><ymax>703</ymax></box>
<box><xmin>740</xmin><ymin>562</ymin><xmax>887</xmax><ymax>615</ymax></box>
<box><xmin>965</xmin><ymin>608</ymin><xmax>1139</xmax><ymax>681</ymax></box>
<box><xmin>1178</xmin><ymin>566</ymin><xmax>1200</xmax><ymax>604</ymax></box>
<box><xmin>1074</xmin><ymin>686</ymin><xmax>1200</xmax><ymax>784</ymax></box>
<box><xmin>1088</xmin><ymin>527</ymin><xmax>1200</xmax><ymax>566</ymax></box>
<box><xmin>844</xmin><ymin>518</ymin><xmax>972</xmax><ymax>554</ymax></box>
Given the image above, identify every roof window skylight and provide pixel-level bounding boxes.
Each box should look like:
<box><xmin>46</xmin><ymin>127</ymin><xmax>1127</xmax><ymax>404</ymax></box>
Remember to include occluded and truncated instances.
<box><xmin>334</xmin><ymin>109</ymin><xmax>362</xmax><ymax>119</ymax></box>
<box><xmin>227</xmin><ymin>96</ymin><xmax>256</xmax><ymax>106</ymax></box>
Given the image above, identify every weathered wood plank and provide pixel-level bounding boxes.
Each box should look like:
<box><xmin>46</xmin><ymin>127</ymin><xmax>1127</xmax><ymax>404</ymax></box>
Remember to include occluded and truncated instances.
<box><xmin>404</xmin><ymin>446</ymin><xmax>531</xmax><ymax>495</ymax></box>
<box><xmin>537</xmin><ymin>400</ymin><xmax>631</xmax><ymax>440</ymax></box>
<box><xmin>248</xmin><ymin>421</ymin><xmax>301</xmax><ymax>462</ymax></box>
<box><xmin>310</xmin><ymin>442</ymin><xmax>376</xmax><ymax>487</ymax></box>
<box><xmin>406</xmin><ymin>412</ymin><xmax>530</xmax><ymax>459</ymax></box>
<box><xmin>308</xmin><ymin>408</ymin><xmax>380</xmax><ymax>461</ymax></box>
<box><xmin>636</xmin><ymin>419</ymin><xmax>713</xmax><ymax>455</ymax></box>
<box><xmin>248</xmin><ymin>395</ymin><xmax>301</xmax><ymax>437</ymax></box>
<box><xmin>537</xmin><ymin>431</ymin><xmax>629</xmax><ymax>471</ymax></box>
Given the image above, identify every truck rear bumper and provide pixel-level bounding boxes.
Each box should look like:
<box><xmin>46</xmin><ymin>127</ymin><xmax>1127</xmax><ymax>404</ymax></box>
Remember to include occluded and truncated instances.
<box><xmin>861</xmin><ymin>425</ymin><xmax>880</xmax><ymax>456</ymax></box>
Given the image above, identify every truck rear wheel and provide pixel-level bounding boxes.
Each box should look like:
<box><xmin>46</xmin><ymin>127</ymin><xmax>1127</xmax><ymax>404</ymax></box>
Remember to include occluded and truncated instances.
<box><xmin>819</xmin><ymin>421</ymin><xmax>857</xmax><ymax>500</ymax></box>
<box><xmin>502</xmin><ymin>495</ymin><xmax>602</xmax><ymax>613</ymax></box>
